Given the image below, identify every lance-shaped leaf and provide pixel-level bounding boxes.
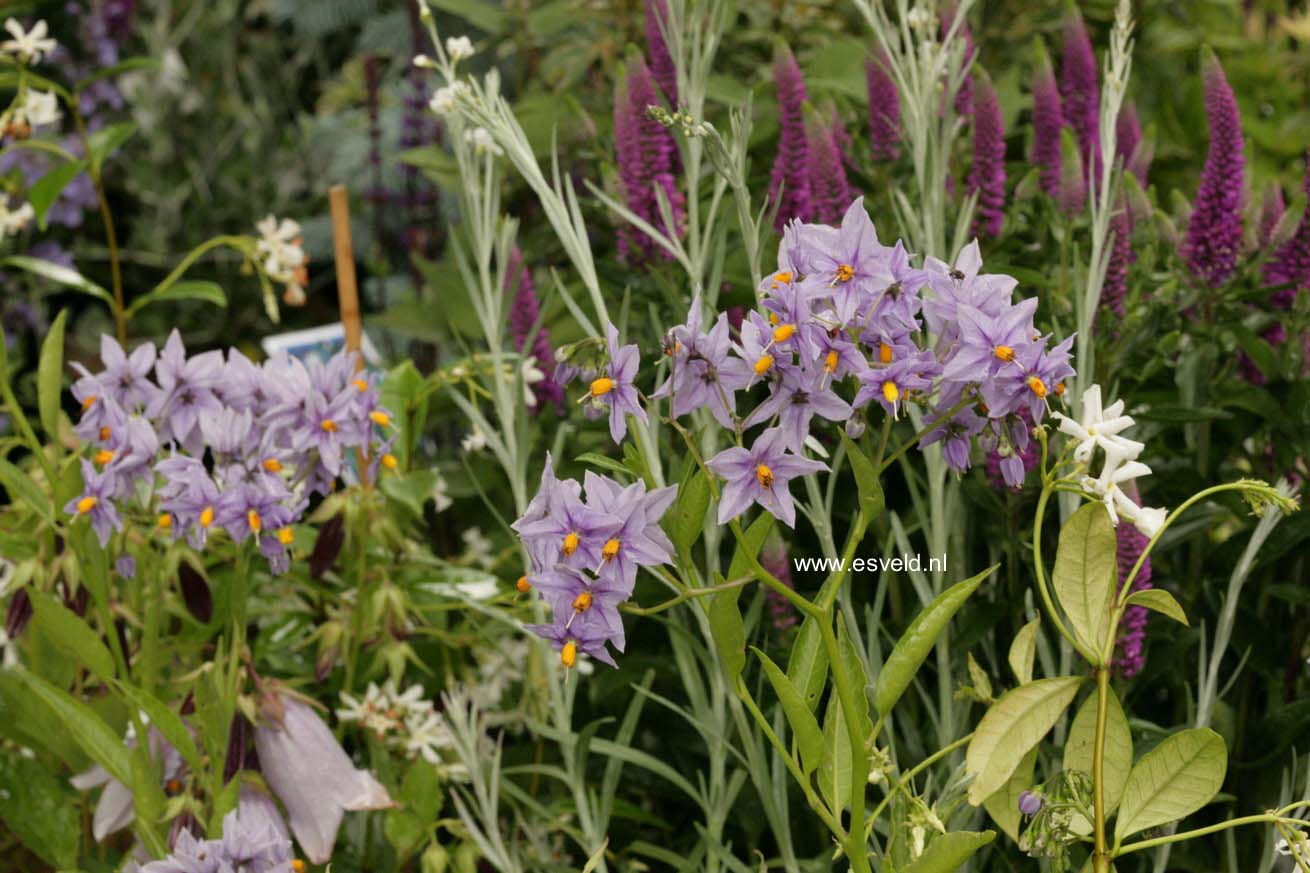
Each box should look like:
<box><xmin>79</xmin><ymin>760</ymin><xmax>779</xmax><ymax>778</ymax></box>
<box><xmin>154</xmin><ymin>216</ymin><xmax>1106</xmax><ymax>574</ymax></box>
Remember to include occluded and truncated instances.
<box><xmin>1114</xmin><ymin>728</ymin><xmax>1227</xmax><ymax>842</ymax></box>
<box><xmin>1124</xmin><ymin>588</ymin><xmax>1189</xmax><ymax>626</ymax></box>
<box><xmin>1052</xmin><ymin>502</ymin><xmax>1117</xmax><ymax>659</ymax></box>
<box><xmin>1064</xmin><ymin>686</ymin><xmax>1132</xmax><ymax>832</ymax></box>
<box><xmin>1008</xmin><ymin>618</ymin><xmax>1040</xmax><ymax>685</ymax></box>
<box><xmin>753</xmin><ymin>646</ymin><xmax>824</xmax><ymax>776</ymax></box>
<box><xmin>966</xmin><ymin>676</ymin><xmax>1083</xmax><ymax>805</ymax></box>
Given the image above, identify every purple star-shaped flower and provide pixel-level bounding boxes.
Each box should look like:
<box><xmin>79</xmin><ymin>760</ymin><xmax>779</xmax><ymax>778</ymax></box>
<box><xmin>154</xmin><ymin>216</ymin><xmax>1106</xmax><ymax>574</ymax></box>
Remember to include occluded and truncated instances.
<box><xmin>529</xmin><ymin>565</ymin><xmax>631</xmax><ymax>651</ymax></box>
<box><xmin>744</xmin><ymin>367</ymin><xmax>852</xmax><ymax>452</ymax></box>
<box><xmin>794</xmin><ymin>198</ymin><xmax>894</xmax><ymax>326</ymax></box>
<box><xmin>582</xmin><ymin>471</ymin><xmax>677</xmax><ymax>587</ymax></box>
<box><xmin>513</xmin><ymin>484</ymin><xmax>622</xmax><ymax>573</ymax></box>
<box><xmin>64</xmin><ymin>458</ymin><xmax>122</xmax><ymax>547</ymax></box>
<box><xmin>853</xmin><ymin>349</ymin><xmax>940</xmax><ymax>418</ymax></box>
<box><xmin>149</xmin><ymin>330</ymin><xmax>226</xmax><ymax>451</ymax></box>
<box><xmin>589</xmin><ymin>324</ymin><xmax>647</xmax><ymax>444</ymax></box>
<box><xmin>940</xmin><ymin>298</ymin><xmax>1039</xmax><ymax>385</ymax></box>
<box><xmin>527</xmin><ymin>609</ymin><xmax>620</xmax><ymax>668</ymax></box>
<box><xmin>93</xmin><ymin>334</ymin><xmax>159</xmax><ymax>411</ymax></box>
<box><xmin>921</xmin><ymin>241</ymin><xmax>1019</xmax><ymax>341</ymax></box>
<box><xmin>707</xmin><ymin>427</ymin><xmax>827</xmax><ymax>527</ymax></box>
<box><xmin>652</xmin><ymin>300</ymin><xmax>749</xmax><ymax>428</ymax></box>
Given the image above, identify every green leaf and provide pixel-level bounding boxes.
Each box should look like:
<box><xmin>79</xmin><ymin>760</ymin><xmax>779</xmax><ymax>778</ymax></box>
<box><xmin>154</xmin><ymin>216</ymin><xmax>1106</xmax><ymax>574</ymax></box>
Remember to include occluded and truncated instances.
<box><xmin>840</xmin><ymin>430</ymin><xmax>885</xmax><ymax>519</ymax></box>
<box><xmin>1064</xmin><ymin>687</ymin><xmax>1132</xmax><ymax>832</ymax></box>
<box><xmin>875</xmin><ymin>564</ymin><xmax>998</xmax><ymax>717</ymax></box>
<box><xmin>87</xmin><ymin>121</ymin><xmax>137</xmax><ymax>172</ymax></box>
<box><xmin>753</xmin><ymin>646</ymin><xmax>824</xmax><ymax>776</ymax></box>
<box><xmin>29</xmin><ymin>591</ymin><xmax>115</xmax><ymax>681</ymax></box>
<box><xmin>901</xmin><ymin>831</ymin><xmax>996</xmax><ymax>873</ymax></box>
<box><xmin>669</xmin><ymin>469</ymin><xmax>710</xmax><ymax>556</ymax></box>
<box><xmin>1008</xmin><ymin>618</ymin><xmax>1040</xmax><ymax>686</ymax></box>
<box><xmin>75</xmin><ymin>56</ymin><xmax>159</xmax><ymax>90</ymax></box>
<box><xmin>0</xmin><ymin>459</ymin><xmax>53</xmax><ymax>521</ymax></box>
<box><xmin>13</xmin><ymin>670</ymin><xmax>132</xmax><ymax>786</ymax></box>
<box><xmin>0</xmin><ymin>752</ymin><xmax>80</xmax><ymax>868</ymax></box>
<box><xmin>1124</xmin><ymin>588</ymin><xmax>1189</xmax><ymax>626</ymax></box>
<box><xmin>818</xmin><ymin>690</ymin><xmax>851</xmax><ymax>812</ymax></box>
<box><xmin>707</xmin><ymin>572</ymin><xmax>746</xmax><ymax>680</ymax></box>
<box><xmin>110</xmin><ymin>681</ymin><xmax>203</xmax><ymax>775</ymax></box>
<box><xmin>29</xmin><ymin>160</ymin><xmax>86</xmax><ymax>230</ymax></box>
<box><xmin>965</xmin><ymin>676</ymin><xmax>1083</xmax><ymax>805</ymax></box>
<box><xmin>379</xmin><ymin>469</ymin><xmax>440</xmax><ymax>518</ymax></box>
<box><xmin>1052</xmin><ymin>502</ymin><xmax>1117</xmax><ymax>659</ymax></box>
<box><xmin>37</xmin><ymin>309</ymin><xmax>67</xmax><ymax>439</ymax></box>
<box><xmin>727</xmin><ymin>512</ymin><xmax>774</xmax><ymax>583</ymax></box>
<box><xmin>127</xmin><ymin>280</ymin><xmax>227</xmax><ymax>317</ymax></box>
<box><xmin>1</xmin><ymin>255</ymin><xmax>114</xmax><ymax>307</ymax></box>
<box><xmin>424</xmin><ymin>0</ymin><xmax>508</xmax><ymax>33</ymax></box>
<box><xmin>574</xmin><ymin>451</ymin><xmax>636</xmax><ymax>478</ymax></box>
<box><xmin>983</xmin><ymin>748</ymin><xmax>1037</xmax><ymax>843</ymax></box>
<box><xmin>1114</xmin><ymin>728</ymin><xmax>1227</xmax><ymax>843</ymax></box>
<box><xmin>837</xmin><ymin>614</ymin><xmax>873</xmax><ymax>738</ymax></box>
<box><xmin>786</xmin><ymin>613</ymin><xmax>828</xmax><ymax>712</ymax></box>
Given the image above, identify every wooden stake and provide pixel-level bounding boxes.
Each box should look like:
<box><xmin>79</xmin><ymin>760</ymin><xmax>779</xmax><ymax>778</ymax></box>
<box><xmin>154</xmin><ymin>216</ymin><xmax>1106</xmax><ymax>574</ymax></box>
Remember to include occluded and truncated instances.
<box><xmin>329</xmin><ymin>184</ymin><xmax>363</xmax><ymax>371</ymax></box>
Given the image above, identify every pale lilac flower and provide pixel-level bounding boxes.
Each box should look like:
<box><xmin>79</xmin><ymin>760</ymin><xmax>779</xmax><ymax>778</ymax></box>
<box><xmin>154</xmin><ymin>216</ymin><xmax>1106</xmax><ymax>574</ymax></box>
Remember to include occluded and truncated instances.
<box><xmin>652</xmin><ymin>296</ymin><xmax>749</xmax><ymax>427</ymax></box>
<box><xmin>921</xmin><ymin>241</ymin><xmax>1019</xmax><ymax>341</ymax></box>
<box><xmin>512</xmin><ymin>483</ymin><xmax>622</xmax><ymax>573</ymax></box>
<box><xmin>794</xmin><ymin>198</ymin><xmax>894</xmax><ymax>325</ymax></box>
<box><xmin>940</xmin><ymin>298</ymin><xmax>1039</xmax><ymax>385</ymax></box>
<box><xmin>854</xmin><ymin>349</ymin><xmax>938</xmax><ymax>418</ymax></box>
<box><xmin>1018</xmin><ymin>790</ymin><xmax>1043</xmax><ymax>816</ymax></box>
<box><xmin>588</xmin><ymin>324</ymin><xmax>647</xmax><ymax>444</ymax></box>
<box><xmin>582</xmin><ymin>471</ymin><xmax>677</xmax><ymax>588</ymax></box>
<box><xmin>149</xmin><ymin>330</ymin><xmax>225</xmax><ymax>451</ymax></box>
<box><xmin>94</xmin><ymin>334</ymin><xmax>159</xmax><ymax>410</ymax></box>
<box><xmin>707</xmin><ymin>427</ymin><xmax>827</xmax><ymax>527</ymax></box>
<box><xmin>529</xmin><ymin>565</ymin><xmax>630</xmax><ymax>651</ymax></box>
<box><xmin>744</xmin><ymin>367</ymin><xmax>852</xmax><ymax>452</ymax></box>
<box><xmin>254</xmin><ymin>689</ymin><xmax>394</xmax><ymax>864</ymax></box>
<box><xmin>64</xmin><ymin>458</ymin><xmax>121</xmax><ymax>546</ymax></box>
<box><xmin>71</xmin><ymin>727</ymin><xmax>185</xmax><ymax>843</ymax></box>
<box><xmin>527</xmin><ymin>611</ymin><xmax>619</xmax><ymax>669</ymax></box>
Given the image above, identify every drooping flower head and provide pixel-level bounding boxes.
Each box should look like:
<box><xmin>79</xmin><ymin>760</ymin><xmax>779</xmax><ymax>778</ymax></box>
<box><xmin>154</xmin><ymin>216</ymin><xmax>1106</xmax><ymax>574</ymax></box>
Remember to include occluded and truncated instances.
<box><xmin>968</xmin><ymin>68</ymin><xmax>1007</xmax><ymax>239</ymax></box>
<box><xmin>1030</xmin><ymin>40</ymin><xmax>1064</xmax><ymax>198</ymax></box>
<box><xmin>865</xmin><ymin>51</ymin><xmax>901</xmax><ymax>162</ymax></box>
<box><xmin>1182</xmin><ymin>49</ymin><xmax>1246</xmax><ymax>287</ymax></box>
<box><xmin>768</xmin><ymin>42</ymin><xmax>813</xmax><ymax>229</ymax></box>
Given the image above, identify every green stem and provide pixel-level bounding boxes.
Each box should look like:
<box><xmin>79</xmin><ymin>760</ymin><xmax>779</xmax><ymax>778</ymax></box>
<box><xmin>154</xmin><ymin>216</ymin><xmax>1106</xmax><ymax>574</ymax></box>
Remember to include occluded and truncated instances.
<box><xmin>1114</xmin><ymin>813</ymin><xmax>1289</xmax><ymax>856</ymax></box>
<box><xmin>1032</xmin><ymin>484</ymin><xmax>1097</xmax><ymax>663</ymax></box>
<box><xmin>1091</xmin><ymin>666</ymin><xmax>1111</xmax><ymax>873</ymax></box>
<box><xmin>621</xmin><ymin>575</ymin><xmax>750</xmax><ymax>616</ymax></box>
<box><xmin>866</xmin><ymin>732</ymin><xmax>973</xmax><ymax>827</ymax></box>
<box><xmin>817</xmin><ymin>616</ymin><xmax>872</xmax><ymax>873</ymax></box>
<box><xmin>129</xmin><ymin>235</ymin><xmax>251</xmax><ymax>316</ymax></box>
<box><xmin>71</xmin><ymin>107</ymin><xmax>125</xmax><ymax>342</ymax></box>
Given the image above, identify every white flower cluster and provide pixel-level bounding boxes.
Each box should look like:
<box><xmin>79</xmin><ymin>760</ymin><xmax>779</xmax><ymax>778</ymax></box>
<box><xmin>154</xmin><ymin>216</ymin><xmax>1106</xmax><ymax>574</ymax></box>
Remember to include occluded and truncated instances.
<box><xmin>1053</xmin><ymin>385</ymin><xmax>1167</xmax><ymax>537</ymax></box>
<box><xmin>254</xmin><ymin>215</ymin><xmax>309</xmax><ymax>305</ymax></box>
<box><xmin>4</xmin><ymin>88</ymin><xmax>60</xmax><ymax>134</ymax></box>
<box><xmin>1</xmin><ymin>18</ymin><xmax>57</xmax><ymax>65</ymax></box>
<box><xmin>337</xmin><ymin>679</ymin><xmax>458</xmax><ymax>766</ymax></box>
<box><xmin>0</xmin><ymin>199</ymin><xmax>34</xmax><ymax>240</ymax></box>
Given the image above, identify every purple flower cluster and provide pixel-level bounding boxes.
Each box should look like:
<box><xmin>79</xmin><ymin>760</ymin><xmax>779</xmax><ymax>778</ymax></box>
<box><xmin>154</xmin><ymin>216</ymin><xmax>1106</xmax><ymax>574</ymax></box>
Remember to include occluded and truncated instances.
<box><xmin>1182</xmin><ymin>51</ymin><xmax>1245</xmax><ymax>287</ymax></box>
<box><xmin>507</xmin><ymin>247</ymin><xmax>563</xmax><ymax>412</ymax></box>
<box><xmin>768</xmin><ymin>44</ymin><xmax>813</xmax><ymax>230</ymax></box>
<box><xmin>1113</xmin><ymin>485</ymin><xmax>1153</xmax><ymax>678</ymax></box>
<box><xmin>141</xmin><ymin>803</ymin><xmax>295</xmax><ymax>873</ymax></box>
<box><xmin>865</xmin><ymin>53</ymin><xmax>901</xmax><ymax>162</ymax></box>
<box><xmin>968</xmin><ymin>71</ymin><xmax>1007</xmax><ymax>239</ymax></box>
<box><xmin>512</xmin><ymin>454</ymin><xmax>677</xmax><ymax>668</ymax></box>
<box><xmin>663</xmin><ymin>198</ymin><xmax>1074</xmax><ymax>494</ymax></box>
<box><xmin>614</xmin><ymin>54</ymin><xmax>685</xmax><ymax>263</ymax></box>
<box><xmin>64</xmin><ymin>331</ymin><xmax>392</xmax><ymax>571</ymax></box>
<box><xmin>1030</xmin><ymin>43</ymin><xmax>1064</xmax><ymax>200</ymax></box>
<box><xmin>1059</xmin><ymin>9</ymin><xmax>1101</xmax><ymax>188</ymax></box>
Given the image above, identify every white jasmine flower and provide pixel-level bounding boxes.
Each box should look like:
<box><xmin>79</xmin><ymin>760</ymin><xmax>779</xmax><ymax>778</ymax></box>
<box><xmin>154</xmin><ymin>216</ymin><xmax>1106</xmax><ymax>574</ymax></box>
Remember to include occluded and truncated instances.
<box><xmin>1053</xmin><ymin>384</ymin><xmax>1142</xmax><ymax>464</ymax></box>
<box><xmin>520</xmin><ymin>357</ymin><xmax>543</xmax><ymax>405</ymax></box>
<box><xmin>464</xmin><ymin>126</ymin><xmax>502</xmax><ymax>156</ymax></box>
<box><xmin>15</xmin><ymin>89</ymin><xmax>60</xmax><ymax>130</ymax></box>
<box><xmin>1277</xmin><ymin>831</ymin><xmax>1310</xmax><ymax>865</ymax></box>
<box><xmin>445</xmin><ymin>36</ymin><xmax>474</xmax><ymax>62</ymax></box>
<box><xmin>1079</xmin><ymin>450</ymin><xmax>1165</xmax><ymax>536</ymax></box>
<box><xmin>461</xmin><ymin>425</ymin><xmax>488</xmax><ymax>454</ymax></box>
<box><xmin>0</xmin><ymin>200</ymin><xmax>34</xmax><ymax>240</ymax></box>
<box><xmin>1</xmin><ymin>18</ymin><xmax>57</xmax><ymax>64</ymax></box>
<box><xmin>429</xmin><ymin>82</ymin><xmax>468</xmax><ymax>116</ymax></box>
<box><xmin>1133</xmin><ymin>505</ymin><xmax>1166</xmax><ymax>538</ymax></box>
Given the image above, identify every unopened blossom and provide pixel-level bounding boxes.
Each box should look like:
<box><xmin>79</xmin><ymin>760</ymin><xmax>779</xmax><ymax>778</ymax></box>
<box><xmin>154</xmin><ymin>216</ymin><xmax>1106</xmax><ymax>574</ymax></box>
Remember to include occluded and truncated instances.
<box><xmin>1030</xmin><ymin>42</ymin><xmax>1064</xmax><ymax>198</ymax></box>
<box><xmin>768</xmin><ymin>43</ymin><xmax>812</xmax><ymax>229</ymax></box>
<box><xmin>429</xmin><ymin>81</ymin><xmax>468</xmax><ymax>115</ymax></box>
<box><xmin>445</xmin><ymin>35</ymin><xmax>474</xmax><ymax>61</ymax></box>
<box><xmin>968</xmin><ymin>70</ymin><xmax>1006</xmax><ymax>238</ymax></box>
<box><xmin>708</xmin><ymin>427</ymin><xmax>827</xmax><ymax>527</ymax></box>
<box><xmin>865</xmin><ymin>52</ymin><xmax>900</xmax><ymax>161</ymax></box>
<box><xmin>1018</xmin><ymin>790</ymin><xmax>1043</xmax><ymax>816</ymax></box>
<box><xmin>1182</xmin><ymin>50</ymin><xmax>1245</xmax><ymax>287</ymax></box>
<box><xmin>254</xmin><ymin>688</ymin><xmax>394</xmax><ymax>864</ymax></box>
<box><xmin>1</xmin><ymin>18</ymin><xmax>57</xmax><ymax>64</ymax></box>
<box><xmin>465</xmin><ymin>126</ymin><xmax>502</xmax><ymax>155</ymax></box>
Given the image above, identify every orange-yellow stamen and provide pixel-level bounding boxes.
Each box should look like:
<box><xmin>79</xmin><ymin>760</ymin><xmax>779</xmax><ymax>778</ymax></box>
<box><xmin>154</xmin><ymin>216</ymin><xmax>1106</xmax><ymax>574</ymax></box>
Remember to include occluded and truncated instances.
<box><xmin>353</xmin><ymin>379</ymin><xmax>369</xmax><ymax>392</ymax></box>
<box><xmin>157</xmin><ymin>513</ymin><xmax>172</xmax><ymax>529</ymax></box>
<box><xmin>277</xmin><ymin>527</ymin><xmax>294</xmax><ymax>545</ymax></box>
<box><xmin>756</xmin><ymin>464</ymin><xmax>774</xmax><ymax>488</ymax></box>
<box><xmin>772</xmin><ymin>324</ymin><xmax>796</xmax><ymax>343</ymax></box>
<box><xmin>589</xmin><ymin>377</ymin><xmax>614</xmax><ymax>397</ymax></box>
<box><xmin>561</xmin><ymin>640</ymin><xmax>578</xmax><ymax>668</ymax></box>
<box><xmin>262</xmin><ymin>458</ymin><xmax>283</xmax><ymax>473</ymax></box>
<box><xmin>369</xmin><ymin>410</ymin><xmax>391</xmax><ymax>427</ymax></box>
<box><xmin>200</xmin><ymin>506</ymin><xmax>215</xmax><ymax>528</ymax></box>
<box><xmin>879</xmin><ymin>342</ymin><xmax>894</xmax><ymax>364</ymax></box>
<box><xmin>772</xmin><ymin>271</ymin><xmax>793</xmax><ymax>287</ymax></box>
<box><xmin>753</xmin><ymin>354</ymin><xmax>774</xmax><ymax>376</ymax></box>
<box><xmin>993</xmin><ymin>345</ymin><xmax>1015</xmax><ymax>362</ymax></box>
<box><xmin>601</xmin><ymin>538</ymin><xmax>621</xmax><ymax>561</ymax></box>
<box><xmin>93</xmin><ymin>449</ymin><xmax>114</xmax><ymax>465</ymax></box>
<box><xmin>292</xmin><ymin>861</ymin><xmax>307</xmax><ymax>873</ymax></box>
<box><xmin>165</xmin><ymin>778</ymin><xmax>183</xmax><ymax>795</ymax></box>
<box><xmin>1055</xmin><ymin>381</ymin><xmax>1066</xmax><ymax>396</ymax></box>
<box><xmin>882</xmin><ymin>381</ymin><xmax>900</xmax><ymax>404</ymax></box>
<box><xmin>768</xmin><ymin>311</ymin><xmax>780</xmax><ymax>326</ymax></box>
<box><xmin>572</xmin><ymin>591</ymin><xmax>593</xmax><ymax>613</ymax></box>
<box><xmin>99</xmin><ymin>426</ymin><xmax>111</xmax><ymax>441</ymax></box>
<box><xmin>380</xmin><ymin>453</ymin><xmax>398</xmax><ymax>470</ymax></box>
<box><xmin>516</xmin><ymin>575</ymin><xmax>532</xmax><ymax>593</ymax></box>
<box><xmin>81</xmin><ymin>395</ymin><xmax>97</xmax><ymax>411</ymax></box>
<box><xmin>824</xmin><ymin>350</ymin><xmax>840</xmax><ymax>373</ymax></box>
<box><xmin>1027</xmin><ymin>376</ymin><xmax>1048</xmax><ymax>398</ymax></box>
<box><xmin>247</xmin><ymin>509</ymin><xmax>262</xmax><ymax>533</ymax></box>
<box><xmin>561</xmin><ymin>531</ymin><xmax>580</xmax><ymax>556</ymax></box>
<box><xmin>320</xmin><ymin>419</ymin><xmax>338</xmax><ymax>433</ymax></box>
<box><xmin>75</xmin><ymin>495</ymin><xmax>97</xmax><ymax>514</ymax></box>
<box><xmin>835</xmin><ymin>264</ymin><xmax>855</xmax><ymax>282</ymax></box>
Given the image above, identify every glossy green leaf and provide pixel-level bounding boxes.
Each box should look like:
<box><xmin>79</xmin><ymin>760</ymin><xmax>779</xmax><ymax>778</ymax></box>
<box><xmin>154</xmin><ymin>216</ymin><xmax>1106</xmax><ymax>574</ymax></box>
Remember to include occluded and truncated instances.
<box><xmin>901</xmin><ymin>830</ymin><xmax>996</xmax><ymax>873</ymax></box>
<box><xmin>29</xmin><ymin>590</ymin><xmax>115</xmax><ymax>681</ymax></box>
<box><xmin>126</xmin><ymin>280</ymin><xmax>227</xmax><ymax>317</ymax></box>
<box><xmin>87</xmin><ymin>121</ymin><xmax>137</xmax><ymax>171</ymax></box>
<box><xmin>1114</xmin><ymin>728</ymin><xmax>1227</xmax><ymax>842</ymax></box>
<box><xmin>966</xmin><ymin>676</ymin><xmax>1083</xmax><ymax>805</ymax></box>
<box><xmin>13</xmin><ymin>670</ymin><xmax>132</xmax><ymax>786</ymax></box>
<box><xmin>707</xmin><ymin>572</ymin><xmax>746</xmax><ymax>680</ymax></box>
<box><xmin>1064</xmin><ymin>686</ymin><xmax>1132</xmax><ymax>832</ymax></box>
<box><xmin>840</xmin><ymin>430</ymin><xmax>884</xmax><ymax>519</ymax></box>
<box><xmin>29</xmin><ymin>161</ymin><xmax>86</xmax><ymax>230</ymax></box>
<box><xmin>753</xmin><ymin>646</ymin><xmax>824</xmax><ymax>776</ymax></box>
<box><xmin>1008</xmin><ymin>618</ymin><xmax>1040</xmax><ymax>686</ymax></box>
<box><xmin>786</xmin><ymin>613</ymin><xmax>829</xmax><ymax>712</ymax></box>
<box><xmin>1052</xmin><ymin>502</ymin><xmax>1117</xmax><ymax>659</ymax></box>
<box><xmin>36</xmin><ymin>309</ymin><xmax>67</xmax><ymax>440</ymax></box>
<box><xmin>0</xmin><ymin>459</ymin><xmax>53</xmax><ymax>521</ymax></box>
<box><xmin>983</xmin><ymin>747</ymin><xmax>1037</xmax><ymax>843</ymax></box>
<box><xmin>875</xmin><ymin>564</ymin><xmax>998</xmax><ymax>717</ymax></box>
<box><xmin>1124</xmin><ymin>588</ymin><xmax>1189</xmax><ymax>626</ymax></box>
<box><xmin>379</xmin><ymin>469</ymin><xmax>440</xmax><ymax>518</ymax></box>
<box><xmin>669</xmin><ymin>468</ymin><xmax>710</xmax><ymax>556</ymax></box>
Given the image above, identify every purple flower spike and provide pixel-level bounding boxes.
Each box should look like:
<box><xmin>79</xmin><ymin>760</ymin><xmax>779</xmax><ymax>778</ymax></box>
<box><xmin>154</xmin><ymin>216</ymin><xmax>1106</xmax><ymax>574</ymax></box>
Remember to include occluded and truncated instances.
<box><xmin>507</xmin><ymin>247</ymin><xmax>563</xmax><ymax>412</ymax></box>
<box><xmin>806</xmin><ymin>103</ymin><xmax>855</xmax><ymax>226</ymax></box>
<box><xmin>1264</xmin><ymin>158</ymin><xmax>1310</xmax><ymax>297</ymax></box>
<box><xmin>644</xmin><ymin>0</ymin><xmax>678</xmax><ymax>108</ymax></box>
<box><xmin>707</xmin><ymin>427</ymin><xmax>827</xmax><ymax>527</ymax></box>
<box><xmin>1060</xmin><ymin>7</ymin><xmax>1101</xmax><ymax>188</ymax></box>
<box><xmin>1101</xmin><ymin>201</ymin><xmax>1133</xmax><ymax>319</ymax></box>
<box><xmin>1182</xmin><ymin>50</ymin><xmax>1245</xmax><ymax>287</ymax></box>
<box><xmin>865</xmin><ymin>52</ymin><xmax>901</xmax><ymax>162</ymax></box>
<box><xmin>614</xmin><ymin>54</ymin><xmax>684</xmax><ymax>264</ymax></box>
<box><xmin>1030</xmin><ymin>41</ymin><xmax>1064</xmax><ymax>199</ymax></box>
<box><xmin>1117</xmin><ymin>101</ymin><xmax>1150</xmax><ymax>181</ymax></box>
<box><xmin>1114</xmin><ymin>483</ymin><xmax>1153</xmax><ymax>678</ymax></box>
<box><xmin>968</xmin><ymin>70</ymin><xmax>1007</xmax><ymax>239</ymax></box>
<box><xmin>768</xmin><ymin>43</ymin><xmax>813</xmax><ymax>229</ymax></box>
<box><xmin>1258</xmin><ymin>181</ymin><xmax>1286</xmax><ymax>247</ymax></box>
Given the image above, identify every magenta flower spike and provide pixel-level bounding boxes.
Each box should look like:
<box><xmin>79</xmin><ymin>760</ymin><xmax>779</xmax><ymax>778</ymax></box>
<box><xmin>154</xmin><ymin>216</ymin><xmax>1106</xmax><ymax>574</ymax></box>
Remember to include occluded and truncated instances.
<box><xmin>1031</xmin><ymin>41</ymin><xmax>1064</xmax><ymax>199</ymax></box>
<box><xmin>1114</xmin><ymin>484</ymin><xmax>1153</xmax><ymax>678</ymax></box>
<box><xmin>805</xmin><ymin>103</ymin><xmax>855</xmax><ymax>226</ymax></box>
<box><xmin>614</xmin><ymin>54</ymin><xmax>685</xmax><ymax>264</ymax></box>
<box><xmin>1258</xmin><ymin>180</ymin><xmax>1286</xmax><ymax>247</ymax></box>
<box><xmin>506</xmin><ymin>247</ymin><xmax>563</xmax><ymax>412</ymax></box>
<box><xmin>644</xmin><ymin>0</ymin><xmax>678</xmax><ymax>108</ymax></box>
<box><xmin>1264</xmin><ymin>159</ymin><xmax>1310</xmax><ymax>300</ymax></box>
<box><xmin>1060</xmin><ymin>7</ymin><xmax>1101</xmax><ymax>188</ymax></box>
<box><xmin>1182</xmin><ymin>49</ymin><xmax>1246</xmax><ymax>287</ymax></box>
<box><xmin>968</xmin><ymin>69</ymin><xmax>1006</xmax><ymax>239</ymax></box>
<box><xmin>768</xmin><ymin>43</ymin><xmax>813</xmax><ymax>229</ymax></box>
<box><xmin>1101</xmin><ymin>200</ymin><xmax>1133</xmax><ymax>319</ymax></box>
<box><xmin>865</xmin><ymin>52</ymin><xmax>901</xmax><ymax>162</ymax></box>
<box><xmin>1116</xmin><ymin>101</ymin><xmax>1149</xmax><ymax>181</ymax></box>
